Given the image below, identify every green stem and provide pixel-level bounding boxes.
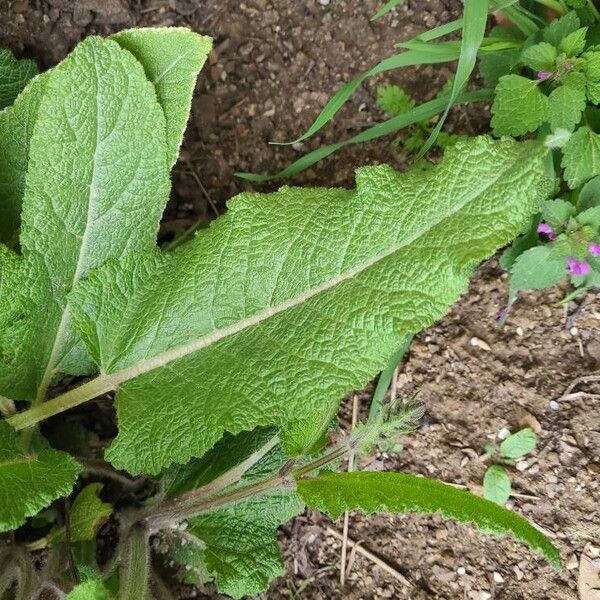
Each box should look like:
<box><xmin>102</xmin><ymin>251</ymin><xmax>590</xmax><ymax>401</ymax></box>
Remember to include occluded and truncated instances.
<box><xmin>119</xmin><ymin>525</ymin><xmax>151</xmax><ymax>600</ymax></box>
<box><xmin>531</xmin><ymin>0</ymin><xmax>565</xmax><ymax>13</ymax></box>
<box><xmin>6</xmin><ymin>375</ymin><xmax>115</xmax><ymax>431</ymax></box>
<box><xmin>141</xmin><ymin>437</ymin><xmax>354</xmax><ymax>531</ymax></box>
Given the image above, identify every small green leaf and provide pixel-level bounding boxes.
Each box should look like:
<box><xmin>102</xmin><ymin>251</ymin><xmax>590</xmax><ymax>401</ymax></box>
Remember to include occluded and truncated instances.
<box><xmin>47</xmin><ymin>483</ymin><xmax>112</xmax><ymax>546</ymax></box>
<box><xmin>491</xmin><ymin>75</ymin><xmax>549</xmax><ymax>136</ymax></box>
<box><xmin>578</xmin><ymin>176</ymin><xmax>600</xmax><ymax>210</ymax></box>
<box><xmin>562</xmin><ymin>126</ymin><xmax>600</xmax><ymax>188</ymax></box>
<box><xmin>371</xmin><ymin>0</ymin><xmax>405</xmax><ymax>20</ymax></box>
<box><xmin>500</xmin><ymin>428</ymin><xmax>537</xmax><ymax>459</ymax></box>
<box><xmin>559</xmin><ymin>27</ymin><xmax>588</xmax><ymax>57</ymax></box>
<box><xmin>0</xmin><ymin>48</ymin><xmax>37</xmax><ymax>109</ymax></box>
<box><xmin>509</xmin><ymin>245</ymin><xmax>566</xmax><ymax>302</ymax></box>
<box><xmin>297</xmin><ymin>471</ymin><xmax>561</xmax><ymax>569</ymax></box>
<box><xmin>500</xmin><ymin>220</ymin><xmax>540</xmax><ymax>271</ymax></box>
<box><xmin>582</xmin><ymin>51</ymin><xmax>600</xmax><ymax>81</ymax></box>
<box><xmin>544</xmin><ymin>12</ymin><xmax>580</xmax><ymax>47</ymax></box>
<box><xmin>587</xmin><ymin>80</ymin><xmax>600</xmax><ymax>104</ymax></box>
<box><xmin>548</xmin><ymin>85</ymin><xmax>586</xmax><ymax>131</ymax></box>
<box><xmin>0</xmin><ymin>421</ymin><xmax>81</xmax><ymax>533</ymax></box>
<box><xmin>520</xmin><ymin>42</ymin><xmax>557</xmax><ymax>71</ymax></box>
<box><xmin>483</xmin><ymin>465</ymin><xmax>512</xmax><ymax>505</ymax></box>
<box><xmin>577</xmin><ymin>205</ymin><xmax>600</xmax><ymax>228</ymax></box>
<box><xmin>542</xmin><ymin>198</ymin><xmax>576</xmax><ymax>228</ymax></box>
<box><xmin>66</xmin><ymin>579</ymin><xmax>111</xmax><ymax>600</ymax></box>
<box><xmin>376</xmin><ymin>84</ymin><xmax>415</xmax><ymax>116</ymax></box>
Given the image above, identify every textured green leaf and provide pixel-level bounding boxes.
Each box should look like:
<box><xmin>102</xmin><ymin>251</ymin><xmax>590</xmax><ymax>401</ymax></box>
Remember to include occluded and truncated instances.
<box><xmin>166</xmin><ymin>428</ymin><xmax>302</xmax><ymax>599</ymax></box>
<box><xmin>548</xmin><ymin>85</ymin><xmax>586</xmax><ymax>131</ymax></box>
<box><xmin>0</xmin><ymin>74</ymin><xmax>46</xmax><ymax>244</ymax></box>
<box><xmin>297</xmin><ymin>471</ymin><xmax>561</xmax><ymax>568</ymax></box>
<box><xmin>110</xmin><ymin>28</ymin><xmax>212</xmax><ymax>168</ymax></box>
<box><xmin>576</xmin><ymin>205</ymin><xmax>600</xmax><ymax>228</ymax></box>
<box><xmin>578</xmin><ymin>176</ymin><xmax>600</xmax><ymax>210</ymax></box>
<box><xmin>562</xmin><ymin>126</ymin><xmax>600</xmax><ymax>188</ymax></box>
<box><xmin>542</xmin><ymin>198</ymin><xmax>576</xmax><ymax>228</ymax></box>
<box><xmin>66</xmin><ymin>137</ymin><xmax>549</xmax><ymax>475</ymax></box>
<box><xmin>491</xmin><ymin>75</ymin><xmax>549</xmax><ymax>136</ymax></box>
<box><xmin>0</xmin><ymin>36</ymin><xmax>171</xmax><ymax>401</ymax></box>
<box><xmin>479</xmin><ymin>48</ymin><xmax>520</xmax><ymax>88</ymax></box>
<box><xmin>483</xmin><ymin>465</ymin><xmax>512</xmax><ymax>504</ymax></box>
<box><xmin>520</xmin><ymin>42</ymin><xmax>557</xmax><ymax>71</ymax></box>
<box><xmin>180</xmin><ymin>491</ymin><xmax>303</xmax><ymax>599</ymax></box>
<box><xmin>582</xmin><ymin>50</ymin><xmax>600</xmax><ymax>81</ymax></box>
<box><xmin>543</xmin><ymin>12</ymin><xmax>580</xmax><ymax>47</ymax></box>
<box><xmin>500</xmin><ymin>427</ymin><xmax>537</xmax><ymax>459</ymax></box>
<box><xmin>0</xmin><ymin>421</ymin><xmax>81</xmax><ymax>532</ymax></box>
<box><xmin>47</xmin><ymin>483</ymin><xmax>111</xmax><ymax>546</ymax></box>
<box><xmin>587</xmin><ymin>80</ymin><xmax>600</xmax><ymax>104</ymax></box>
<box><xmin>559</xmin><ymin>27</ymin><xmax>588</xmax><ymax>57</ymax></box>
<box><xmin>66</xmin><ymin>579</ymin><xmax>111</xmax><ymax>600</ymax></box>
<box><xmin>0</xmin><ymin>48</ymin><xmax>37</xmax><ymax>109</ymax></box>
<box><xmin>508</xmin><ymin>245</ymin><xmax>566</xmax><ymax>302</ymax></box>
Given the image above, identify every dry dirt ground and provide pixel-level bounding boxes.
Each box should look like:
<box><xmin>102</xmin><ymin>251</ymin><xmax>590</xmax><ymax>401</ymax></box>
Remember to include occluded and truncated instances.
<box><xmin>1</xmin><ymin>1</ymin><xmax>599</xmax><ymax>599</ymax></box>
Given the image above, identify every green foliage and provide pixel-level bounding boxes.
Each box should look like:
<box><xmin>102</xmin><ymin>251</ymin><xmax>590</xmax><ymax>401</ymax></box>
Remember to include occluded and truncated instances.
<box><xmin>483</xmin><ymin>428</ymin><xmax>537</xmax><ymax>506</ymax></box>
<box><xmin>297</xmin><ymin>471</ymin><xmax>560</xmax><ymax>568</ymax></box>
<box><xmin>0</xmin><ymin>21</ymin><xmax>563</xmax><ymax>600</ymax></box>
<box><xmin>0</xmin><ymin>421</ymin><xmax>81</xmax><ymax>532</ymax></box>
<box><xmin>0</xmin><ymin>48</ymin><xmax>37</xmax><ymax>109</ymax></box>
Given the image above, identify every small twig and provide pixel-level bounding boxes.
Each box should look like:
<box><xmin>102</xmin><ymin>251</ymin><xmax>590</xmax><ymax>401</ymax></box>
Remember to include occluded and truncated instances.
<box><xmin>326</xmin><ymin>526</ymin><xmax>411</xmax><ymax>587</ymax></box>
<box><xmin>561</xmin><ymin>372</ymin><xmax>600</xmax><ymax>396</ymax></box>
<box><xmin>340</xmin><ymin>395</ymin><xmax>359</xmax><ymax>585</ymax></box>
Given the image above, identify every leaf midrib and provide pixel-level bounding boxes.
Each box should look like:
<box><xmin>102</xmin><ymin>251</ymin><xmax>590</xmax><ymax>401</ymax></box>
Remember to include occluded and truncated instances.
<box><xmin>100</xmin><ymin>143</ymin><xmax>533</xmax><ymax>390</ymax></box>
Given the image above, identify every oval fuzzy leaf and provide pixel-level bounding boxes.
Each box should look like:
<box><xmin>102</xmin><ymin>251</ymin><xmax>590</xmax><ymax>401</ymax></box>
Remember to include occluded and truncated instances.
<box><xmin>500</xmin><ymin>427</ymin><xmax>537</xmax><ymax>459</ymax></box>
<box><xmin>62</xmin><ymin>136</ymin><xmax>551</xmax><ymax>475</ymax></box>
<box><xmin>0</xmin><ymin>421</ymin><xmax>81</xmax><ymax>533</ymax></box>
<box><xmin>297</xmin><ymin>471</ymin><xmax>561</xmax><ymax>569</ymax></box>
<box><xmin>483</xmin><ymin>464</ymin><xmax>512</xmax><ymax>504</ymax></box>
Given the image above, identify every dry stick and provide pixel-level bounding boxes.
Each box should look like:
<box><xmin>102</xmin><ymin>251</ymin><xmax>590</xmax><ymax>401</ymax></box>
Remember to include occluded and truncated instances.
<box><xmin>326</xmin><ymin>527</ymin><xmax>411</xmax><ymax>587</ymax></box>
<box><xmin>340</xmin><ymin>394</ymin><xmax>359</xmax><ymax>585</ymax></box>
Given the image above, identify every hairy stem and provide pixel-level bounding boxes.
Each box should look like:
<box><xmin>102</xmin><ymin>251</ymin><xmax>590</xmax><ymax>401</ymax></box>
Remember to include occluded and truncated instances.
<box><xmin>141</xmin><ymin>436</ymin><xmax>355</xmax><ymax>531</ymax></box>
<box><xmin>119</xmin><ymin>525</ymin><xmax>151</xmax><ymax>600</ymax></box>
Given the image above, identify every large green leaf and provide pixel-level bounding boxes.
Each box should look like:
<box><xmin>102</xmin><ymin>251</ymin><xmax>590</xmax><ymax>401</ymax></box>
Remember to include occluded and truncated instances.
<box><xmin>110</xmin><ymin>28</ymin><xmax>212</xmax><ymax>168</ymax></box>
<box><xmin>0</xmin><ymin>421</ymin><xmax>81</xmax><ymax>532</ymax></box>
<box><xmin>297</xmin><ymin>471</ymin><xmax>561</xmax><ymax>569</ymax></box>
<box><xmin>0</xmin><ymin>48</ymin><xmax>37</xmax><ymax>109</ymax></box>
<box><xmin>52</xmin><ymin>136</ymin><xmax>549</xmax><ymax>475</ymax></box>
<box><xmin>0</xmin><ymin>74</ymin><xmax>46</xmax><ymax>244</ymax></box>
<box><xmin>0</xmin><ymin>36</ymin><xmax>171</xmax><ymax>401</ymax></box>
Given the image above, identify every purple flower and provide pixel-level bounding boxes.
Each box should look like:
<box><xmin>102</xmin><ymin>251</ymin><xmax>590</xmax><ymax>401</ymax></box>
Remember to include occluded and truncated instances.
<box><xmin>588</xmin><ymin>242</ymin><xmax>600</xmax><ymax>256</ymax></box>
<box><xmin>495</xmin><ymin>306</ymin><xmax>507</xmax><ymax>323</ymax></box>
<box><xmin>566</xmin><ymin>256</ymin><xmax>591</xmax><ymax>276</ymax></box>
<box><xmin>537</xmin><ymin>71</ymin><xmax>553</xmax><ymax>80</ymax></box>
<box><xmin>537</xmin><ymin>222</ymin><xmax>557</xmax><ymax>240</ymax></box>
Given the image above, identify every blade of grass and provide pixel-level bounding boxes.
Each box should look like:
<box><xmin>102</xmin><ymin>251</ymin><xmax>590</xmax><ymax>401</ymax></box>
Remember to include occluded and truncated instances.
<box><xmin>500</xmin><ymin>5</ymin><xmax>540</xmax><ymax>36</ymax></box>
<box><xmin>371</xmin><ymin>0</ymin><xmax>405</xmax><ymax>21</ymax></box>
<box><xmin>235</xmin><ymin>88</ymin><xmax>493</xmax><ymax>181</ymax></box>
<box><xmin>415</xmin><ymin>0</ymin><xmax>489</xmax><ymax>160</ymax></box>
<box><xmin>274</xmin><ymin>49</ymin><xmax>462</xmax><ymax>146</ymax></box>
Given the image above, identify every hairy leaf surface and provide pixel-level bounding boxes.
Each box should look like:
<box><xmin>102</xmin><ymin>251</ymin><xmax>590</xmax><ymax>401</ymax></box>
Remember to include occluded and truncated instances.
<box><xmin>562</xmin><ymin>126</ymin><xmax>600</xmax><ymax>188</ymax></box>
<box><xmin>0</xmin><ymin>48</ymin><xmax>37</xmax><ymax>109</ymax></box>
<box><xmin>297</xmin><ymin>471</ymin><xmax>561</xmax><ymax>568</ymax></box>
<box><xmin>0</xmin><ymin>75</ymin><xmax>46</xmax><ymax>244</ymax></box>
<box><xmin>0</xmin><ymin>36</ymin><xmax>170</xmax><ymax>400</ymax></box>
<box><xmin>0</xmin><ymin>421</ymin><xmax>81</xmax><ymax>532</ymax></box>
<box><xmin>110</xmin><ymin>28</ymin><xmax>212</xmax><ymax>167</ymax></box>
<box><xmin>67</xmin><ymin>137</ymin><xmax>549</xmax><ymax>475</ymax></box>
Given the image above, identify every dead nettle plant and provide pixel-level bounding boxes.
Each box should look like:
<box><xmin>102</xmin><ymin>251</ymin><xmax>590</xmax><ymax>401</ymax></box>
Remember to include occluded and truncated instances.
<box><xmin>0</xmin><ymin>28</ymin><xmax>560</xmax><ymax>599</ymax></box>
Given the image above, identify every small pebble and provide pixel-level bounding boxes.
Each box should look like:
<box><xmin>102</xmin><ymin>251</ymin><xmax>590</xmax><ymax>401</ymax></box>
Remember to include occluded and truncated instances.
<box><xmin>549</xmin><ymin>400</ymin><xmax>560</xmax><ymax>410</ymax></box>
<box><xmin>570</xmin><ymin>326</ymin><xmax>578</xmax><ymax>336</ymax></box>
<box><xmin>318</xmin><ymin>0</ymin><xmax>330</xmax><ymax>5</ymax></box>
<box><xmin>516</xmin><ymin>460</ymin><xmax>528</xmax><ymax>472</ymax></box>
<box><xmin>470</xmin><ymin>336</ymin><xmax>491</xmax><ymax>351</ymax></box>
<box><xmin>516</xmin><ymin>326</ymin><xmax>524</xmax><ymax>336</ymax></box>
<box><xmin>457</xmin><ymin>566</ymin><xmax>466</xmax><ymax>575</ymax></box>
<box><xmin>566</xmin><ymin>554</ymin><xmax>579</xmax><ymax>570</ymax></box>
<box><xmin>493</xmin><ymin>572</ymin><xmax>504</xmax><ymax>583</ymax></box>
<box><xmin>480</xmin><ymin>592</ymin><xmax>492</xmax><ymax>600</ymax></box>
<box><xmin>497</xmin><ymin>426</ymin><xmax>511</xmax><ymax>440</ymax></box>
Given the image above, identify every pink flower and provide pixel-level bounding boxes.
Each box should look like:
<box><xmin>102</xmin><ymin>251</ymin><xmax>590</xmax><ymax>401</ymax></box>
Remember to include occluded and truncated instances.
<box><xmin>588</xmin><ymin>242</ymin><xmax>600</xmax><ymax>256</ymax></box>
<box><xmin>537</xmin><ymin>71</ymin><xmax>553</xmax><ymax>80</ymax></box>
<box><xmin>537</xmin><ymin>223</ymin><xmax>557</xmax><ymax>240</ymax></box>
<box><xmin>566</xmin><ymin>257</ymin><xmax>591</xmax><ymax>276</ymax></box>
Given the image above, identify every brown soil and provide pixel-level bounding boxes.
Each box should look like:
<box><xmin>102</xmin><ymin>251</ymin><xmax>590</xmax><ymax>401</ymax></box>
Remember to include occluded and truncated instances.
<box><xmin>1</xmin><ymin>1</ymin><xmax>598</xmax><ymax>599</ymax></box>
